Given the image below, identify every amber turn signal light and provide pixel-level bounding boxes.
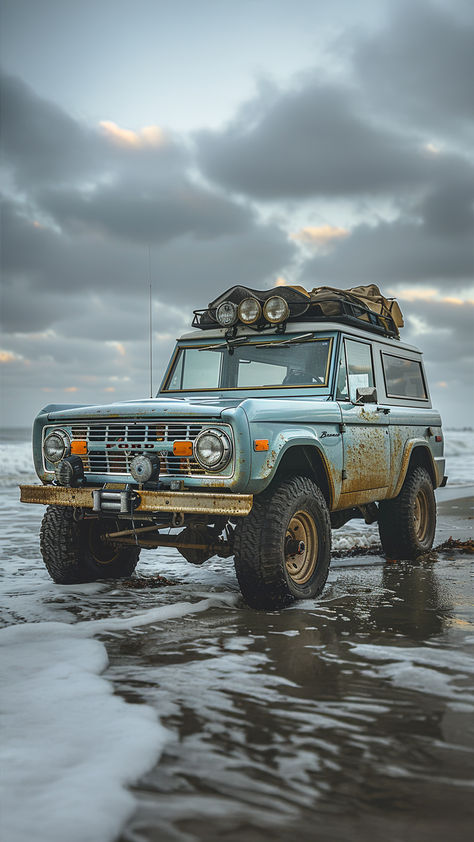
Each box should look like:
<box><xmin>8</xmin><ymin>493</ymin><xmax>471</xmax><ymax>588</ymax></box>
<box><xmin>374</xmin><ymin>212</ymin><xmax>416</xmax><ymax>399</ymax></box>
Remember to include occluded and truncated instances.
<box><xmin>71</xmin><ymin>440</ymin><xmax>87</xmax><ymax>455</ymax></box>
<box><xmin>173</xmin><ymin>440</ymin><xmax>193</xmax><ymax>456</ymax></box>
<box><xmin>253</xmin><ymin>439</ymin><xmax>269</xmax><ymax>451</ymax></box>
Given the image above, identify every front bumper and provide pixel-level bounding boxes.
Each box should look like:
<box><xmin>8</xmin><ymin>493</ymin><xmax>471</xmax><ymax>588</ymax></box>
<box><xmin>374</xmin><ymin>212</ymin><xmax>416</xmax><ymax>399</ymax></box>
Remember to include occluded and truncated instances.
<box><xmin>19</xmin><ymin>484</ymin><xmax>253</xmax><ymax>517</ymax></box>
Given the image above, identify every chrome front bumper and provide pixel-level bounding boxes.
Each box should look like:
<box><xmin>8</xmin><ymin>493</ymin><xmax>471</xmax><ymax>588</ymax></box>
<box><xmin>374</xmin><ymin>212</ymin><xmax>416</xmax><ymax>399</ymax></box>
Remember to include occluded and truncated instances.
<box><xmin>19</xmin><ymin>484</ymin><xmax>253</xmax><ymax>517</ymax></box>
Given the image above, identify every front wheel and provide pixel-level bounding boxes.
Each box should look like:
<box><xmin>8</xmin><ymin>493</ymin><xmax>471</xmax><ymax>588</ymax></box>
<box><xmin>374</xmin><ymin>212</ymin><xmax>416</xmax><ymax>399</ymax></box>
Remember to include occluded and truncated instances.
<box><xmin>40</xmin><ymin>506</ymin><xmax>140</xmax><ymax>583</ymax></box>
<box><xmin>378</xmin><ymin>466</ymin><xmax>436</xmax><ymax>559</ymax></box>
<box><xmin>234</xmin><ymin>476</ymin><xmax>331</xmax><ymax>609</ymax></box>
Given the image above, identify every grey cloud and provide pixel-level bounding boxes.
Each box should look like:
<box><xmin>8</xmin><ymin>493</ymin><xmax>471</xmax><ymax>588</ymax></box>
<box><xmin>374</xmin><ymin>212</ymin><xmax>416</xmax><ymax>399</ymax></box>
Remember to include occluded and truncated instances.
<box><xmin>0</xmin><ymin>72</ymin><xmax>100</xmax><ymax>186</ymax></box>
<box><xmin>195</xmin><ymin>1</ymin><xmax>473</xmax><ymax>203</ymax></box>
<box><xmin>39</xmin><ymin>177</ymin><xmax>252</xmax><ymax>244</ymax></box>
<box><xmin>0</xmin><ymin>71</ymin><xmax>187</xmax><ymax>191</ymax></box>
<box><xmin>300</xmin><ymin>159</ymin><xmax>474</xmax><ymax>287</ymax></box>
<box><xmin>2</xmin><ymin>193</ymin><xmax>295</xmax><ymax>333</ymax></box>
<box><xmin>196</xmin><ymin>82</ymin><xmax>427</xmax><ymax>200</ymax></box>
<box><xmin>402</xmin><ymin>298</ymin><xmax>474</xmax><ymax>418</ymax></box>
<box><xmin>402</xmin><ymin>299</ymin><xmax>474</xmax><ymax>363</ymax></box>
<box><xmin>0</xmin><ymin>74</ymin><xmax>295</xmax><ymax>320</ymax></box>
<box><xmin>354</xmin><ymin>1</ymin><xmax>474</xmax><ymax>137</ymax></box>
<box><xmin>1</xmin><ymin>309</ymin><xmax>184</xmax><ymax>411</ymax></box>
<box><xmin>301</xmin><ymin>217</ymin><xmax>473</xmax><ymax>287</ymax></box>
<box><xmin>417</xmin><ymin>158</ymin><xmax>474</xmax><ymax>237</ymax></box>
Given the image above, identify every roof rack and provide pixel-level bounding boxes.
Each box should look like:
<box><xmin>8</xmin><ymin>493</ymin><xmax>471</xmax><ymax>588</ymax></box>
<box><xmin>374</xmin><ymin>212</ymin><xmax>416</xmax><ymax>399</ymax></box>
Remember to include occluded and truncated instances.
<box><xmin>192</xmin><ymin>284</ymin><xmax>403</xmax><ymax>339</ymax></box>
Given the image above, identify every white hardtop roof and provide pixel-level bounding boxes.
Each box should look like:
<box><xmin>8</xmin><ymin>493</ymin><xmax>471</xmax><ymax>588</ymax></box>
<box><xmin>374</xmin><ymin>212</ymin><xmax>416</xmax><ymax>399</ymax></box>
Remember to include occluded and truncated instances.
<box><xmin>177</xmin><ymin>321</ymin><xmax>422</xmax><ymax>354</ymax></box>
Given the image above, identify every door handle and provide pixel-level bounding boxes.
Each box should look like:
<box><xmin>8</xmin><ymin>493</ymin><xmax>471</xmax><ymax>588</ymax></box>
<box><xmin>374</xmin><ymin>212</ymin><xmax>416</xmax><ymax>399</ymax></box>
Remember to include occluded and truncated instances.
<box><xmin>376</xmin><ymin>407</ymin><xmax>390</xmax><ymax>414</ymax></box>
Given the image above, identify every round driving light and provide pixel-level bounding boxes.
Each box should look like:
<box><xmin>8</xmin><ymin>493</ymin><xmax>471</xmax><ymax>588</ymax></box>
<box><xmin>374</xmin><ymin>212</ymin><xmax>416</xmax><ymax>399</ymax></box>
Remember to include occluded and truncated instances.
<box><xmin>194</xmin><ymin>428</ymin><xmax>232</xmax><ymax>472</ymax></box>
<box><xmin>44</xmin><ymin>430</ymin><xmax>70</xmax><ymax>463</ymax></box>
<box><xmin>55</xmin><ymin>456</ymin><xmax>84</xmax><ymax>487</ymax></box>
<box><xmin>238</xmin><ymin>297</ymin><xmax>261</xmax><ymax>324</ymax></box>
<box><xmin>263</xmin><ymin>295</ymin><xmax>289</xmax><ymax>324</ymax></box>
<box><xmin>129</xmin><ymin>453</ymin><xmax>160</xmax><ymax>484</ymax></box>
<box><xmin>216</xmin><ymin>301</ymin><xmax>238</xmax><ymax>326</ymax></box>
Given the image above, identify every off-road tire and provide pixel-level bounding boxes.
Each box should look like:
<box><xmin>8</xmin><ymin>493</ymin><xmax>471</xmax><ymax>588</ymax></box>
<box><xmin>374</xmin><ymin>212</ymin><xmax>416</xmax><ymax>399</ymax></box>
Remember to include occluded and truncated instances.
<box><xmin>378</xmin><ymin>466</ymin><xmax>436</xmax><ymax>560</ymax></box>
<box><xmin>40</xmin><ymin>505</ymin><xmax>140</xmax><ymax>584</ymax></box>
<box><xmin>234</xmin><ymin>476</ymin><xmax>331</xmax><ymax>609</ymax></box>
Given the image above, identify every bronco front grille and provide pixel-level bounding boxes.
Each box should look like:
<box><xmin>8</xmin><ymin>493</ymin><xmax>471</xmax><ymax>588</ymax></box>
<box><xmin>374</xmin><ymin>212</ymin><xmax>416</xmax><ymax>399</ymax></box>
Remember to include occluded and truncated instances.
<box><xmin>44</xmin><ymin>421</ymin><xmax>233</xmax><ymax>478</ymax></box>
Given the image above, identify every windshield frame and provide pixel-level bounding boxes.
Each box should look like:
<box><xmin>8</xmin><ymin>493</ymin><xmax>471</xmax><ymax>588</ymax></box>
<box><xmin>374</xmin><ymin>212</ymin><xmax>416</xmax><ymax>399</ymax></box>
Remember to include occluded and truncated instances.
<box><xmin>161</xmin><ymin>335</ymin><xmax>334</xmax><ymax>393</ymax></box>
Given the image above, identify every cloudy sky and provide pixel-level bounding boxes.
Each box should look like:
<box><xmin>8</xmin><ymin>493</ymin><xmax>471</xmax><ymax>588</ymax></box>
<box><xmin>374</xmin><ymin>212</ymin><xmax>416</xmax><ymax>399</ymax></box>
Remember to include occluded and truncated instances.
<box><xmin>1</xmin><ymin>0</ymin><xmax>473</xmax><ymax>428</ymax></box>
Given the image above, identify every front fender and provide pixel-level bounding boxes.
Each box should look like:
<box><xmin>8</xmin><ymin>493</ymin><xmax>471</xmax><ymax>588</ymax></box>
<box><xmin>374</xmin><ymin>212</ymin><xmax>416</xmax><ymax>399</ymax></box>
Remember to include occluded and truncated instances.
<box><xmin>246</xmin><ymin>424</ymin><xmax>342</xmax><ymax>499</ymax></box>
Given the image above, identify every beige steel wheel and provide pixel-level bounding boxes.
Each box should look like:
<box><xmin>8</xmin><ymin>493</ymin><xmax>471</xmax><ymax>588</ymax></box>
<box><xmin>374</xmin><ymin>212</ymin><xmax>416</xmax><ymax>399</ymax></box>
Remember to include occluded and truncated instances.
<box><xmin>285</xmin><ymin>511</ymin><xmax>318</xmax><ymax>585</ymax></box>
<box><xmin>378</xmin><ymin>466</ymin><xmax>436</xmax><ymax>560</ymax></box>
<box><xmin>413</xmin><ymin>488</ymin><xmax>430</xmax><ymax>543</ymax></box>
<box><xmin>234</xmin><ymin>475</ymin><xmax>331</xmax><ymax>609</ymax></box>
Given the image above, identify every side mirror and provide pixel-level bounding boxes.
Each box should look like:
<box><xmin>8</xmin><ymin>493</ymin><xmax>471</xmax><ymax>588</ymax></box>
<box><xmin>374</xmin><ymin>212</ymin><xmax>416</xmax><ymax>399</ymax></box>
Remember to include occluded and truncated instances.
<box><xmin>355</xmin><ymin>386</ymin><xmax>378</xmax><ymax>404</ymax></box>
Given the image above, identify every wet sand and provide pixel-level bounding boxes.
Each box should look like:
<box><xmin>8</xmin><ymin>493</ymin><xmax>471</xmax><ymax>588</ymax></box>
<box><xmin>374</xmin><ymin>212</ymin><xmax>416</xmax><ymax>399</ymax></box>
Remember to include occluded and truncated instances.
<box><xmin>1</xmin><ymin>485</ymin><xmax>473</xmax><ymax>842</ymax></box>
<box><xmin>109</xmin><ymin>494</ymin><xmax>474</xmax><ymax>842</ymax></box>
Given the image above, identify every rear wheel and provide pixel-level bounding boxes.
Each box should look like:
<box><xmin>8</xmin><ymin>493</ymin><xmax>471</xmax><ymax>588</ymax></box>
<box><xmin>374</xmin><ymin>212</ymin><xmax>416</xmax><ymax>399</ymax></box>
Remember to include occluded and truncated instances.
<box><xmin>40</xmin><ymin>505</ymin><xmax>140</xmax><ymax>584</ymax></box>
<box><xmin>234</xmin><ymin>476</ymin><xmax>331</xmax><ymax>608</ymax></box>
<box><xmin>378</xmin><ymin>466</ymin><xmax>436</xmax><ymax>559</ymax></box>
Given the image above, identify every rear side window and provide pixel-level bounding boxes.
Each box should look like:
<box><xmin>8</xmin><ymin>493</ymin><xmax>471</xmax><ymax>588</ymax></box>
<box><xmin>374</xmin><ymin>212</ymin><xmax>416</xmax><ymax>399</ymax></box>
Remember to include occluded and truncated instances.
<box><xmin>382</xmin><ymin>353</ymin><xmax>427</xmax><ymax>399</ymax></box>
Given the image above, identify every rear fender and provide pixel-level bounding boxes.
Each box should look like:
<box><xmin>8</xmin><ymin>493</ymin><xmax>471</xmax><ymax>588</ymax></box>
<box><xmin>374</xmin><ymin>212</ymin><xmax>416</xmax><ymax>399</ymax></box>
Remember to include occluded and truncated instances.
<box><xmin>390</xmin><ymin>441</ymin><xmax>438</xmax><ymax>497</ymax></box>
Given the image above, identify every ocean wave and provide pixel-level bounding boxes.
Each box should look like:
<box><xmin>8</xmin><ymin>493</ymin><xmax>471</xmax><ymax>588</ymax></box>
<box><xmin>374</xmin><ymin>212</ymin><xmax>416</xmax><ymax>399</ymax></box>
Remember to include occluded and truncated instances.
<box><xmin>443</xmin><ymin>430</ymin><xmax>474</xmax><ymax>458</ymax></box>
<box><xmin>0</xmin><ymin>443</ymin><xmax>36</xmax><ymax>487</ymax></box>
<box><xmin>1</xmin><ymin>431</ymin><xmax>472</xmax><ymax>487</ymax></box>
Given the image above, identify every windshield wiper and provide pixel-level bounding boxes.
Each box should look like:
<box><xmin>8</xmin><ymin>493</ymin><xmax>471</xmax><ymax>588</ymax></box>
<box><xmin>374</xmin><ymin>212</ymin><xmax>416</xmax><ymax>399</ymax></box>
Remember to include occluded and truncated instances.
<box><xmin>197</xmin><ymin>331</ymin><xmax>314</xmax><ymax>354</ymax></box>
<box><xmin>258</xmin><ymin>333</ymin><xmax>313</xmax><ymax>348</ymax></box>
<box><xmin>198</xmin><ymin>337</ymin><xmax>253</xmax><ymax>354</ymax></box>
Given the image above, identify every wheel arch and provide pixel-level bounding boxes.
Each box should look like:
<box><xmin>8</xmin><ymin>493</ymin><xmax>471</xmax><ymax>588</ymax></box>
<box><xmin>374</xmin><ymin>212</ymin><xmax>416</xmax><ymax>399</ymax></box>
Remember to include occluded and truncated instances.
<box><xmin>392</xmin><ymin>441</ymin><xmax>437</xmax><ymax>497</ymax></box>
<box><xmin>263</xmin><ymin>443</ymin><xmax>333</xmax><ymax>507</ymax></box>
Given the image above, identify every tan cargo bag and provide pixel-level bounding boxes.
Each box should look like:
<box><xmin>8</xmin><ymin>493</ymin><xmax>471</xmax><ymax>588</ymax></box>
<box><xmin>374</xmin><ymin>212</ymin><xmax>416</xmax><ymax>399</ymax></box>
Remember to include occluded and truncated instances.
<box><xmin>306</xmin><ymin>284</ymin><xmax>404</xmax><ymax>336</ymax></box>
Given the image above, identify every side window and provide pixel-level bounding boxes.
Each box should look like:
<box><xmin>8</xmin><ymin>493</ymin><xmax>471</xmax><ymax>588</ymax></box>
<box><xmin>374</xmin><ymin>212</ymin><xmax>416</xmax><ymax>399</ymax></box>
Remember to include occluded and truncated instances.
<box><xmin>382</xmin><ymin>354</ymin><xmax>427</xmax><ymax>399</ymax></box>
<box><xmin>345</xmin><ymin>339</ymin><xmax>374</xmax><ymax>402</ymax></box>
<box><xmin>336</xmin><ymin>340</ymin><xmax>348</xmax><ymax>399</ymax></box>
<box><xmin>167</xmin><ymin>352</ymin><xmax>184</xmax><ymax>389</ymax></box>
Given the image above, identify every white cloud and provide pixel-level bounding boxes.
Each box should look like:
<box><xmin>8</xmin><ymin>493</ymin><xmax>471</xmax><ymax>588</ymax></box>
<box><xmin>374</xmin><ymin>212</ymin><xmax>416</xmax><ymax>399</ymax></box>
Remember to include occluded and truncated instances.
<box><xmin>99</xmin><ymin>120</ymin><xmax>167</xmax><ymax>148</ymax></box>
<box><xmin>291</xmin><ymin>225</ymin><xmax>349</xmax><ymax>250</ymax></box>
<box><xmin>0</xmin><ymin>349</ymin><xmax>24</xmax><ymax>364</ymax></box>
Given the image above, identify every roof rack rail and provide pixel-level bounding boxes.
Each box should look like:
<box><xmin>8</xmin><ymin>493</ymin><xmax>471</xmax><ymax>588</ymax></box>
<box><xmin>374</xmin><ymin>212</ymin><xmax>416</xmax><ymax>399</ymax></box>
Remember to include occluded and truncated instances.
<box><xmin>192</xmin><ymin>285</ymin><xmax>403</xmax><ymax>339</ymax></box>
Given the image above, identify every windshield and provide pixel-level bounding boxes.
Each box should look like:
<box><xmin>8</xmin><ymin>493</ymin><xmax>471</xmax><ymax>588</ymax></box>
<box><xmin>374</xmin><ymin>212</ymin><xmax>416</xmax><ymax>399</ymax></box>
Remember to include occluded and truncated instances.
<box><xmin>163</xmin><ymin>337</ymin><xmax>333</xmax><ymax>392</ymax></box>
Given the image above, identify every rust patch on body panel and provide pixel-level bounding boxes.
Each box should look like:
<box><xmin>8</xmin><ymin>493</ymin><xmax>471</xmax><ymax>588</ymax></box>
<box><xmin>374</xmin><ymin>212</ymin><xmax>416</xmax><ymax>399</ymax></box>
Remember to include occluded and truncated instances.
<box><xmin>19</xmin><ymin>485</ymin><xmax>253</xmax><ymax>516</ymax></box>
<box><xmin>358</xmin><ymin>408</ymin><xmax>380</xmax><ymax>423</ymax></box>
<box><xmin>334</xmin><ymin>486</ymin><xmax>389</xmax><ymax>510</ymax></box>
<box><xmin>342</xmin><ymin>426</ymin><xmax>389</xmax><ymax>493</ymax></box>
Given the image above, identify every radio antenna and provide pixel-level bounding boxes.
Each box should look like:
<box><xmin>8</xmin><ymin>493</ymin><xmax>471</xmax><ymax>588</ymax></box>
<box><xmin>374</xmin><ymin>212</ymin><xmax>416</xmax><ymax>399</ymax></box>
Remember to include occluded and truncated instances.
<box><xmin>148</xmin><ymin>244</ymin><xmax>153</xmax><ymax>399</ymax></box>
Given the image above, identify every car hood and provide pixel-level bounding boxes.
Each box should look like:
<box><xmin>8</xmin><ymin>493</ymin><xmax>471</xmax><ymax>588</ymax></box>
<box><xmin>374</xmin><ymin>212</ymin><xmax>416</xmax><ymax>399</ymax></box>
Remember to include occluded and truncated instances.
<box><xmin>44</xmin><ymin>396</ymin><xmax>244</xmax><ymax>422</ymax></box>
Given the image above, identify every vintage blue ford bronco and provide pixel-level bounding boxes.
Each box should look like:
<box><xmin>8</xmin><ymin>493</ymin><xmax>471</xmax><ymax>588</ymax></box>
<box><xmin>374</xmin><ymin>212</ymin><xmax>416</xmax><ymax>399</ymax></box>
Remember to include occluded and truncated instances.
<box><xmin>21</xmin><ymin>284</ymin><xmax>447</xmax><ymax>608</ymax></box>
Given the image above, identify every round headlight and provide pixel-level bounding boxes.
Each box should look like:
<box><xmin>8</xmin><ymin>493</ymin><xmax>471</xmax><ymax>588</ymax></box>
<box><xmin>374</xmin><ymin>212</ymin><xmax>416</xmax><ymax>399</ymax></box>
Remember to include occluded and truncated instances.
<box><xmin>130</xmin><ymin>453</ymin><xmax>160</xmax><ymax>484</ymax></box>
<box><xmin>263</xmin><ymin>295</ymin><xmax>290</xmax><ymax>324</ymax></box>
<box><xmin>194</xmin><ymin>429</ymin><xmax>232</xmax><ymax>472</ymax></box>
<box><xmin>44</xmin><ymin>430</ymin><xmax>70</xmax><ymax>463</ymax></box>
<box><xmin>238</xmin><ymin>297</ymin><xmax>261</xmax><ymax>324</ymax></box>
<box><xmin>216</xmin><ymin>301</ymin><xmax>238</xmax><ymax>327</ymax></box>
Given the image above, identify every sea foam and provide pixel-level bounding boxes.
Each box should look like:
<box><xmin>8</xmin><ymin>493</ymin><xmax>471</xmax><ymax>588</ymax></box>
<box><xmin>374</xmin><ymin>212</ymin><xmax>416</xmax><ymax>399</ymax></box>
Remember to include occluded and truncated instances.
<box><xmin>1</xmin><ymin>429</ymin><xmax>472</xmax><ymax>487</ymax></box>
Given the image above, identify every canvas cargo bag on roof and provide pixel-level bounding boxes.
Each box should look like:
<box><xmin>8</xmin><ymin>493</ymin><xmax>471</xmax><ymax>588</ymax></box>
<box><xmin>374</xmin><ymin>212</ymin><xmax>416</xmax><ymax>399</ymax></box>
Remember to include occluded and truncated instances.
<box><xmin>307</xmin><ymin>284</ymin><xmax>404</xmax><ymax>336</ymax></box>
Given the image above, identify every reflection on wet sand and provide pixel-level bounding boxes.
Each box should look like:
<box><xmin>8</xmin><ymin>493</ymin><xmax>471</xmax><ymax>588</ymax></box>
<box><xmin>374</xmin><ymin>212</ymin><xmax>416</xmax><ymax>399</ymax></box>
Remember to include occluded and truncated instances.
<box><xmin>372</xmin><ymin>562</ymin><xmax>447</xmax><ymax>640</ymax></box>
<box><xmin>110</xmin><ymin>555</ymin><xmax>473</xmax><ymax>842</ymax></box>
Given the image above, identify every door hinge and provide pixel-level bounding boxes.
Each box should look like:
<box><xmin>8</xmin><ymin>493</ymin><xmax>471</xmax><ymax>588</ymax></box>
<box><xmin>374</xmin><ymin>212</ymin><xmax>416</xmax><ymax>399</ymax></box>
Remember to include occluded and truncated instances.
<box><xmin>339</xmin><ymin>422</ymin><xmax>346</xmax><ymax>433</ymax></box>
<box><xmin>342</xmin><ymin>469</ymin><xmax>347</xmax><ymax>480</ymax></box>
